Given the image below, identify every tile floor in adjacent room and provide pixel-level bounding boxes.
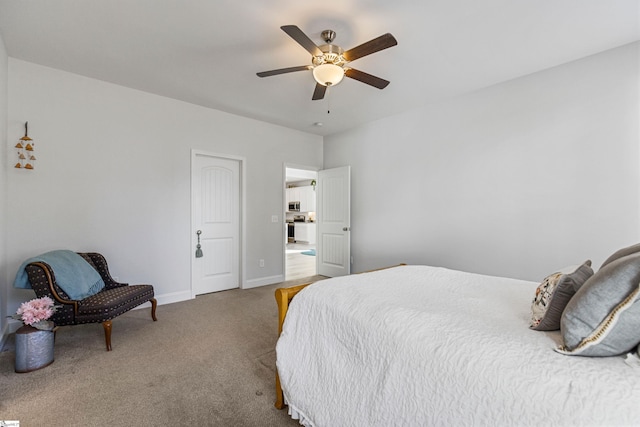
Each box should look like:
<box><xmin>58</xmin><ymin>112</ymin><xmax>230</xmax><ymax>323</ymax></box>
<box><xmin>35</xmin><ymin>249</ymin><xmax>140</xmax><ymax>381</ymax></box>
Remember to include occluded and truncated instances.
<box><xmin>285</xmin><ymin>243</ymin><xmax>317</xmax><ymax>281</ymax></box>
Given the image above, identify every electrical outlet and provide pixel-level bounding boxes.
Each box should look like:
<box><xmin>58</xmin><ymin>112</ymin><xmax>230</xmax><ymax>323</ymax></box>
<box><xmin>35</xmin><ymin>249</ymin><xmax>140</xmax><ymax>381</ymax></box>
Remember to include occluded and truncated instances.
<box><xmin>259</xmin><ymin>259</ymin><xmax>265</xmax><ymax>267</ymax></box>
<box><xmin>271</xmin><ymin>215</ymin><xmax>278</xmax><ymax>223</ymax></box>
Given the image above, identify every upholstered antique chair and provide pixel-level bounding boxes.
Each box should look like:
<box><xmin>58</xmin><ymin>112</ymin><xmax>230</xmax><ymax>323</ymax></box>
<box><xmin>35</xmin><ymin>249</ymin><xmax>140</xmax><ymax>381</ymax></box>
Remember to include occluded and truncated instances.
<box><xmin>23</xmin><ymin>252</ymin><xmax>157</xmax><ymax>351</ymax></box>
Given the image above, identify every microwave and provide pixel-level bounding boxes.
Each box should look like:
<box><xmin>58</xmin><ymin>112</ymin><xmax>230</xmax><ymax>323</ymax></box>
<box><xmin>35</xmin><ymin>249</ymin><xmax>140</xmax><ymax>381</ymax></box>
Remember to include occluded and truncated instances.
<box><xmin>288</xmin><ymin>201</ymin><xmax>300</xmax><ymax>212</ymax></box>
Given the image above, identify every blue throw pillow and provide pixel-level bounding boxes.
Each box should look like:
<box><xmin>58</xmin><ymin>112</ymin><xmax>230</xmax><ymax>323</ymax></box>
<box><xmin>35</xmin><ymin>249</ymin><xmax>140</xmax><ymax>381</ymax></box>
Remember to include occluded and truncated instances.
<box><xmin>557</xmin><ymin>252</ymin><xmax>640</xmax><ymax>356</ymax></box>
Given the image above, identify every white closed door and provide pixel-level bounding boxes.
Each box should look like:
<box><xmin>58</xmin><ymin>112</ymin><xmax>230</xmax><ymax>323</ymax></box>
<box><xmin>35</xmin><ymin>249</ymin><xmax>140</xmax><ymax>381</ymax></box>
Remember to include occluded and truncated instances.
<box><xmin>317</xmin><ymin>166</ymin><xmax>351</xmax><ymax>277</ymax></box>
<box><xmin>192</xmin><ymin>152</ymin><xmax>240</xmax><ymax>295</ymax></box>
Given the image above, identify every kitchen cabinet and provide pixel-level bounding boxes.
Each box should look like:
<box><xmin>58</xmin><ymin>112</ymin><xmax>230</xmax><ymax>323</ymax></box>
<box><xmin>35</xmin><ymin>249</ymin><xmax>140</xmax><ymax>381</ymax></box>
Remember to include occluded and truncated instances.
<box><xmin>301</xmin><ymin>186</ymin><xmax>316</xmax><ymax>213</ymax></box>
<box><xmin>286</xmin><ymin>187</ymin><xmax>300</xmax><ymax>205</ymax></box>
<box><xmin>294</xmin><ymin>222</ymin><xmax>316</xmax><ymax>244</ymax></box>
<box><xmin>287</xmin><ymin>185</ymin><xmax>316</xmax><ymax>213</ymax></box>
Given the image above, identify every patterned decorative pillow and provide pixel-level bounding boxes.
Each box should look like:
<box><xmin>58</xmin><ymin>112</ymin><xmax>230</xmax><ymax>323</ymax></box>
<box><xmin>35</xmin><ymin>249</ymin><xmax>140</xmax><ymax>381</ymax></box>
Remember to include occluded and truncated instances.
<box><xmin>557</xmin><ymin>252</ymin><xmax>640</xmax><ymax>356</ymax></box>
<box><xmin>530</xmin><ymin>261</ymin><xmax>593</xmax><ymax>331</ymax></box>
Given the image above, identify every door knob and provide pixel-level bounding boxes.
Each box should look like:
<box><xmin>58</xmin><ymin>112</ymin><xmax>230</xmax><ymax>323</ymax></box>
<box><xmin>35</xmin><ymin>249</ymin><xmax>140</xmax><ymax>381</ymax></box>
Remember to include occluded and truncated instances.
<box><xmin>343</xmin><ymin>227</ymin><xmax>350</xmax><ymax>231</ymax></box>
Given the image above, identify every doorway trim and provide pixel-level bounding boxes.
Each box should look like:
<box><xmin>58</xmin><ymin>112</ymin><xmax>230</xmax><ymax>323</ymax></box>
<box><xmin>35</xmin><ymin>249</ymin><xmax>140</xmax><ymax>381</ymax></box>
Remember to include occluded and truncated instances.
<box><xmin>191</xmin><ymin>149</ymin><xmax>247</xmax><ymax>297</ymax></box>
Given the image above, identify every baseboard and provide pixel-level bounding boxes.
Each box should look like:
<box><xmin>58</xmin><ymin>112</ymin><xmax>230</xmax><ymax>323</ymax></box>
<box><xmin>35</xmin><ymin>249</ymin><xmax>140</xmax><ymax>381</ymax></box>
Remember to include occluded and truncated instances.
<box><xmin>136</xmin><ymin>290</ymin><xmax>193</xmax><ymax>308</ymax></box>
<box><xmin>0</xmin><ymin>281</ymin><xmax>286</xmax><ymax>347</ymax></box>
<box><xmin>1</xmin><ymin>291</ymin><xmax>194</xmax><ymax>348</ymax></box>
<box><xmin>243</xmin><ymin>274</ymin><xmax>285</xmax><ymax>289</ymax></box>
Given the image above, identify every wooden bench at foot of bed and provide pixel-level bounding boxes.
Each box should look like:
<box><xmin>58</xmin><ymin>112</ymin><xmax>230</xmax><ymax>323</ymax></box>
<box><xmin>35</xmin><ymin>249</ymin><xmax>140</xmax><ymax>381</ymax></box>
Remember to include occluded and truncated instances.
<box><xmin>274</xmin><ymin>264</ymin><xmax>406</xmax><ymax>409</ymax></box>
<box><xmin>274</xmin><ymin>283</ymin><xmax>312</xmax><ymax>409</ymax></box>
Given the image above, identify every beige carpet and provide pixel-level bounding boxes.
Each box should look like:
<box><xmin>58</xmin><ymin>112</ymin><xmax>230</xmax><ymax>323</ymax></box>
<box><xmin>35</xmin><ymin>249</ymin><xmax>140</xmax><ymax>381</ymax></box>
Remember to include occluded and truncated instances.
<box><xmin>0</xmin><ymin>276</ymin><xmax>326</xmax><ymax>427</ymax></box>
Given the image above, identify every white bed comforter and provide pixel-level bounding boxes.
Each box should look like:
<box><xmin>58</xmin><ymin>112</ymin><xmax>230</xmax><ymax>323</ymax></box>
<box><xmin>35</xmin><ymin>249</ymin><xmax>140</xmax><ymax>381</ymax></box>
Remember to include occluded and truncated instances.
<box><xmin>276</xmin><ymin>265</ymin><xmax>640</xmax><ymax>427</ymax></box>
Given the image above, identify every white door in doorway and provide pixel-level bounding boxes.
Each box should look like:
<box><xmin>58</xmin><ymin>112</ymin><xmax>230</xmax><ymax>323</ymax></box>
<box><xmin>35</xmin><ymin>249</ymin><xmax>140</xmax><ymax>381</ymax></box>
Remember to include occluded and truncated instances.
<box><xmin>192</xmin><ymin>152</ymin><xmax>240</xmax><ymax>295</ymax></box>
<box><xmin>317</xmin><ymin>166</ymin><xmax>351</xmax><ymax>277</ymax></box>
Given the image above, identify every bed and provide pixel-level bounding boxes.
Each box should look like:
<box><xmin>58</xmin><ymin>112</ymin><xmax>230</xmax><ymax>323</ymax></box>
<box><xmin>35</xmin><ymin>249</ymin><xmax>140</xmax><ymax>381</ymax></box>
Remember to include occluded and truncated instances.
<box><xmin>274</xmin><ymin>258</ymin><xmax>640</xmax><ymax>427</ymax></box>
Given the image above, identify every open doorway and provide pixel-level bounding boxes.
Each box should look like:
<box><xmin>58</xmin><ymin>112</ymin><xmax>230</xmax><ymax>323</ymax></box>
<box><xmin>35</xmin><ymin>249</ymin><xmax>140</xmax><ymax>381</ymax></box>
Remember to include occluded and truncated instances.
<box><xmin>285</xmin><ymin>167</ymin><xmax>317</xmax><ymax>281</ymax></box>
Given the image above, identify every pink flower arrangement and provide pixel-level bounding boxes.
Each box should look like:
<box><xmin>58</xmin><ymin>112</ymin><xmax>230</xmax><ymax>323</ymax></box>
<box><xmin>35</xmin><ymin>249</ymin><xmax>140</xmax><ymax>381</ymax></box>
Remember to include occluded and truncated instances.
<box><xmin>11</xmin><ymin>296</ymin><xmax>59</xmax><ymax>331</ymax></box>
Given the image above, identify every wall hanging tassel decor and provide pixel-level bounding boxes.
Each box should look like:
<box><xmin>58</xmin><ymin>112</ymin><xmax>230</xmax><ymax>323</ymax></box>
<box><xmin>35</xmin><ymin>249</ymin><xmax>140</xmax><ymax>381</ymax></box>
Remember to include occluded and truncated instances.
<box><xmin>15</xmin><ymin>122</ymin><xmax>35</xmax><ymax>170</ymax></box>
<box><xmin>195</xmin><ymin>230</ymin><xmax>203</xmax><ymax>258</ymax></box>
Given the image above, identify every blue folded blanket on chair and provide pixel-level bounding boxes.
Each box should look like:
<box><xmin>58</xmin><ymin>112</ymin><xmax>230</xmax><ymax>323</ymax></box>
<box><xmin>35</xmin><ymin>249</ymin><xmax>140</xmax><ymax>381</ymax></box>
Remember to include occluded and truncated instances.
<box><xmin>14</xmin><ymin>250</ymin><xmax>105</xmax><ymax>300</ymax></box>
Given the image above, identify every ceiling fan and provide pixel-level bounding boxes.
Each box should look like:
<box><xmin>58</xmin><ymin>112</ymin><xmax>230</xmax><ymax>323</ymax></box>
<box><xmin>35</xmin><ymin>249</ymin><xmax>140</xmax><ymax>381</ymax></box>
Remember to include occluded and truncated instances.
<box><xmin>257</xmin><ymin>25</ymin><xmax>398</xmax><ymax>101</ymax></box>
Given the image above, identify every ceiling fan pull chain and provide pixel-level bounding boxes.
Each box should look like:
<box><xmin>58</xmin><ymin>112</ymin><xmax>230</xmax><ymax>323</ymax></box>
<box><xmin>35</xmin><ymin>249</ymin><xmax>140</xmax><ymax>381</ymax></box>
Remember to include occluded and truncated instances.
<box><xmin>327</xmin><ymin>84</ymin><xmax>331</xmax><ymax>114</ymax></box>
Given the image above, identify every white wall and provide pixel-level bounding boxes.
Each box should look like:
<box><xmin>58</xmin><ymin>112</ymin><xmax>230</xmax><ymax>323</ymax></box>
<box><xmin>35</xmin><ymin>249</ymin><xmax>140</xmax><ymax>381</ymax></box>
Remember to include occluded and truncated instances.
<box><xmin>5</xmin><ymin>59</ymin><xmax>322</xmax><ymax>315</ymax></box>
<box><xmin>325</xmin><ymin>42</ymin><xmax>640</xmax><ymax>281</ymax></box>
<box><xmin>0</xmin><ymin>32</ymin><xmax>9</xmax><ymax>341</ymax></box>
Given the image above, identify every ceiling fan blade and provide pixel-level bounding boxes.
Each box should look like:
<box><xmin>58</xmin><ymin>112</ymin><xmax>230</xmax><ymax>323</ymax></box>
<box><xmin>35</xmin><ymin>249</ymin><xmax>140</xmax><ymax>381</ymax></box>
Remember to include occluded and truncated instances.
<box><xmin>343</xmin><ymin>33</ymin><xmax>398</xmax><ymax>62</ymax></box>
<box><xmin>257</xmin><ymin>65</ymin><xmax>311</xmax><ymax>77</ymax></box>
<box><xmin>345</xmin><ymin>68</ymin><xmax>390</xmax><ymax>89</ymax></box>
<box><xmin>281</xmin><ymin>25</ymin><xmax>323</xmax><ymax>57</ymax></box>
<box><xmin>312</xmin><ymin>83</ymin><xmax>327</xmax><ymax>100</ymax></box>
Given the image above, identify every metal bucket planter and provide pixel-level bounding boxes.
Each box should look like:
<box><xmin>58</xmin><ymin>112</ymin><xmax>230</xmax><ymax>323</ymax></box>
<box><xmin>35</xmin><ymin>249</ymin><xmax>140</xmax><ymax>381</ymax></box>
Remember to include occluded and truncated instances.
<box><xmin>15</xmin><ymin>325</ymin><xmax>55</xmax><ymax>373</ymax></box>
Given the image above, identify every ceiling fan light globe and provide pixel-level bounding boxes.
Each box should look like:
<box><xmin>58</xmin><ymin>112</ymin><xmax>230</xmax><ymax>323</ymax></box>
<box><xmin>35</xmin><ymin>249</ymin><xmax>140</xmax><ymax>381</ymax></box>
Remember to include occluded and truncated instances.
<box><xmin>313</xmin><ymin>63</ymin><xmax>345</xmax><ymax>87</ymax></box>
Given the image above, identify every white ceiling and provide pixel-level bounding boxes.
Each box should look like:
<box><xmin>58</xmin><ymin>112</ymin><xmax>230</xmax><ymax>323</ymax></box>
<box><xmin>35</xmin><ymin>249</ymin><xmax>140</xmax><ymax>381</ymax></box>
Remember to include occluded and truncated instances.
<box><xmin>286</xmin><ymin>168</ymin><xmax>317</xmax><ymax>183</ymax></box>
<box><xmin>0</xmin><ymin>1</ymin><xmax>638</xmax><ymax>136</ymax></box>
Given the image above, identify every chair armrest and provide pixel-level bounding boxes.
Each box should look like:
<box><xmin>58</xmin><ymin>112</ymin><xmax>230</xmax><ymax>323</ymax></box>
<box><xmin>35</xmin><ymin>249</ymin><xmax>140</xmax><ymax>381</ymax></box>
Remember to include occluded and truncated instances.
<box><xmin>81</xmin><ymin>252</ymin><xmax>129</xmax><ymax>289</ymax></box>
<box><xmin>26</xmin><ymin>262</ymin><xmax>79</xmax><ymax>312</ymax></box>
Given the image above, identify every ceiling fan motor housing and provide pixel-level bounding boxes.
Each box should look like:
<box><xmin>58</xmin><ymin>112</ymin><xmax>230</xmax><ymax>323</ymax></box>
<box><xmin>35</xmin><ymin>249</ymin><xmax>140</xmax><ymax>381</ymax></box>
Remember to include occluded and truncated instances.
<box><xmin>312</xmin><ymin>43</ymin><xmax>346</xmax><ymax>67</ymax></box>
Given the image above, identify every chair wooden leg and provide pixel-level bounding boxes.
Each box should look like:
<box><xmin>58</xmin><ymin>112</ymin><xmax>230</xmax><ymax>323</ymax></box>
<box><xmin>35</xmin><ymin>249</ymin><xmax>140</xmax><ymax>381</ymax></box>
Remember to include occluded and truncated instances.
<box><xmin>150</xmin><ymin>298</ymin><xmax>158</xmax><ymax>321</ymax></box>
<box><xmin>102</xmin><ymin>320</ymin><xmax>112</xmax><ymax>351</ymax></box>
